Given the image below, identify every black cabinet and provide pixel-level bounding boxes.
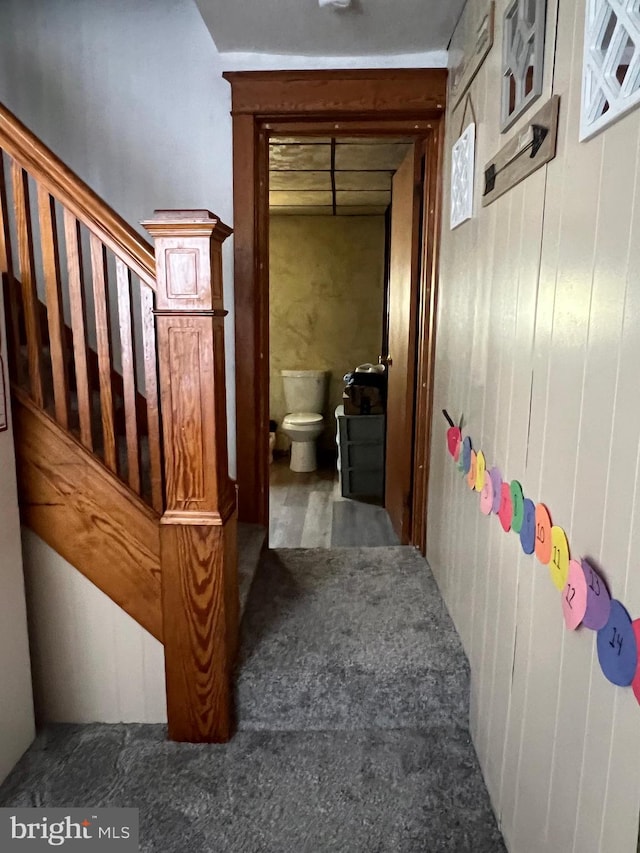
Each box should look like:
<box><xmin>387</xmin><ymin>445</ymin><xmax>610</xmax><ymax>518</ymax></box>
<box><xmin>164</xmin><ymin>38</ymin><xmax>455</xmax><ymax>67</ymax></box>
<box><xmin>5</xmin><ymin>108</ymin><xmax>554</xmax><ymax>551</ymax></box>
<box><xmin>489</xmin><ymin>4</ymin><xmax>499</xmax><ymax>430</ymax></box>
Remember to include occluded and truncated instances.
<box><xmin>335</xmin><ymin>406</ymin><xmax>385</xmax><ymax>500</ymax></box>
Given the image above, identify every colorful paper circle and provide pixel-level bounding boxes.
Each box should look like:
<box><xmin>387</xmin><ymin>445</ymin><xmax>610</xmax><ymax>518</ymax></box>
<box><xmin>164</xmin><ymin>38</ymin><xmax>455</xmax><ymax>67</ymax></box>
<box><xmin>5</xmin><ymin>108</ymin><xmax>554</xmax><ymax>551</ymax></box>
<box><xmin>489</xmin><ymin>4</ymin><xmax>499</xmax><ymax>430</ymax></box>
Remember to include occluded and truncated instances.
<box><xmin>475</xmin><ymin>451</ymin><xmax>486</xmax><ymax>492</ymax></box>
<box><xmin>631</xmin><ymin>620</ymin><xmax>640</xmax><ymax>705</ymax></box>
<box><xmin>562</xmin><ymin>559</ymin><xmax>587</xmax><ymax>630</ymax></box>
<box><xmin>549</xmin><ymin>526</ymin><xmax>570</xmax><ymax>590</ymax></box>
<box><xmin>480</xmin><ymin>471</ymin><xmax>494</xmax><ymax>515</ymax></box>
<box><xmin>534</xmin><ymin>504</ymin><xmax>552</xmax><ymax>564</ymax></box>
<box><xmin>461</xmin><ymin>437</ymin><xmax>472</xmax><ymax>474</ymax></box>
<box><xmin>490</xmin><ymin>468</ymin><xmax>502</xmax><ymax>514</ymax></box>
<box><xmin>520</xmin><ymin>499</ymin><xmax>536</xmax><ymax>555</ymax></box>
<box><xmin>510</xmin><ymin>481</ymin><xmax>524</xmax><ymax>533</ymax></box>
<box><xmin>581</xmin><ymin>559</ymin><xmax>611</xmax><ymax>631</ymax></box>
<box><xmin>447</xmin><ymin>426</ymin><xmax>462</xmax><ymax>457</ymax></box>
<box><xmin>597</xmin><ymin>600</ymin><xmax>638</xmax><ymax>687</ymax></box>
<box><xmin>454</xmin><ymin>435</ymin><xmax>462</xmax><ymax>461</ymax></box>
<box><xmin>498</xmin><ymin>483</ymin><xmax>512</xmax><ymax>532</ymax></box>
<box><xmin>467</xmin><ymin>451</ymin><xmax>477</xmax><ymax>489</ymax></box>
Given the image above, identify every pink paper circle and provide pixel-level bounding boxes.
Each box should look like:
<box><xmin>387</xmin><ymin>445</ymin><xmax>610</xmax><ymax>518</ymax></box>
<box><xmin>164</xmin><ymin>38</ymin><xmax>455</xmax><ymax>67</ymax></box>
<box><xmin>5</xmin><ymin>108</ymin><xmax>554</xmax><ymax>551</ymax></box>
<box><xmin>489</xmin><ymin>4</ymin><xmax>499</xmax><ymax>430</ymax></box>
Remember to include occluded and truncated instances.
<box><xmin>480</xmin><ymin>472</ymin><xmax>494</xmax><ymax>515</ymax></box>
<box><xmin>490</xmin><ymin>468</ymin><xmax>502</xmax><ymax>514</ymax></box>
<box><xmin>631</xmin><ymin>620</ymin><xmax>640</xmax><ymax>705</ymax></box>
<box><xmin>562</xmin><ymin>559</ymin><xmax>587</xmax><ymax>630</ymax></box>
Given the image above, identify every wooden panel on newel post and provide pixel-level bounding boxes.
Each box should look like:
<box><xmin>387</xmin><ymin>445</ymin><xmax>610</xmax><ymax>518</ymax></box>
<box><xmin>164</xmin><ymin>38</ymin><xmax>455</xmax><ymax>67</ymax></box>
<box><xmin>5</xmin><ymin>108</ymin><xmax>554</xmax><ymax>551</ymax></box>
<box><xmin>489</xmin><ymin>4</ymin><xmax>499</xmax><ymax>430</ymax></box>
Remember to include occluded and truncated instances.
<box><xmin>143</xmin><ymin>209</ymin><xmax>237</xmax><ymax>743</ymax></box>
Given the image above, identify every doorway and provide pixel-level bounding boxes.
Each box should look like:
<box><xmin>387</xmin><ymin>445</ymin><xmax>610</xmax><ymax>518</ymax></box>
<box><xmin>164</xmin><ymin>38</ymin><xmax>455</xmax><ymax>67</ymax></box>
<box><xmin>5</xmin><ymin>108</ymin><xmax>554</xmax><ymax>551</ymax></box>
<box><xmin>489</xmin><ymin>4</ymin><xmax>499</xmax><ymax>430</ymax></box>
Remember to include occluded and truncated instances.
<box><xmin>267</xmin><ymin>134</ymin><xmax>409</xmax><ymax>547</ymax></box>
<box><xmin>224</xmin><ymin>69</ymin><xmax>446</xmax><ymax>553</ymax></box>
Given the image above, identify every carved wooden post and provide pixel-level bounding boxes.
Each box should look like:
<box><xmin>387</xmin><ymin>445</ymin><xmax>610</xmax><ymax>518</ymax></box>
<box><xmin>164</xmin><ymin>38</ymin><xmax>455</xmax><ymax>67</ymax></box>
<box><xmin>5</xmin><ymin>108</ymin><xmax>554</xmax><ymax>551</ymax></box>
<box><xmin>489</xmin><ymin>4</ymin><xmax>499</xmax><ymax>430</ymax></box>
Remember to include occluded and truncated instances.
<box><xmin>144</xmin><ymin>210</ymin><xmax>237</xmax><ymax>743</ymax></box>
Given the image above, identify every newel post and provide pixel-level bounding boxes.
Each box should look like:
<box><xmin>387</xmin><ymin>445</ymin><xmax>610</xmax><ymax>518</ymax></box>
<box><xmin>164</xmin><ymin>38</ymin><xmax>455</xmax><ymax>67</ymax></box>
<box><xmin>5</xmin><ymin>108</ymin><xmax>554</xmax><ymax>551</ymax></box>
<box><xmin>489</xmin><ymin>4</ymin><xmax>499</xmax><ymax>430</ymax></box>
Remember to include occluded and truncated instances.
<box><xmin>143</xmin><ymin>210</ymin><xmax>238</xmax><ymax>743</ymax></box>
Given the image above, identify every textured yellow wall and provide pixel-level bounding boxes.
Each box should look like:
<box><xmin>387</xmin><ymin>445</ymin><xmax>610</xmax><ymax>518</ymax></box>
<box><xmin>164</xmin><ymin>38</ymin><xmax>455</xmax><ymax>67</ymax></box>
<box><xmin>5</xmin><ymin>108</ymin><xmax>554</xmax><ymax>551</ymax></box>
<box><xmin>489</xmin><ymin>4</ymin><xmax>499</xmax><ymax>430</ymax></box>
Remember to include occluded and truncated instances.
<box><xmin>269</xmin><ymin>215</ymin><xmax>385</xmax><ymax>452</ymax></box>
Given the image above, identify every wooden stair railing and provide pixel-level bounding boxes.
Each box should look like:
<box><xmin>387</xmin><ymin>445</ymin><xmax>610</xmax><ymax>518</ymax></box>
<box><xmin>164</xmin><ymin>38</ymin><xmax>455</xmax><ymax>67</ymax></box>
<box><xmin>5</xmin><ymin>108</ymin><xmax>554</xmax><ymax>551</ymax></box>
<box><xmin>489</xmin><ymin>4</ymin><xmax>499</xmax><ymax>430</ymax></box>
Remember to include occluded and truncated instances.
<box><xmin>0</xmin><ymin>102</ymin><xmax>238</xmax><ymax>743</ymax></box>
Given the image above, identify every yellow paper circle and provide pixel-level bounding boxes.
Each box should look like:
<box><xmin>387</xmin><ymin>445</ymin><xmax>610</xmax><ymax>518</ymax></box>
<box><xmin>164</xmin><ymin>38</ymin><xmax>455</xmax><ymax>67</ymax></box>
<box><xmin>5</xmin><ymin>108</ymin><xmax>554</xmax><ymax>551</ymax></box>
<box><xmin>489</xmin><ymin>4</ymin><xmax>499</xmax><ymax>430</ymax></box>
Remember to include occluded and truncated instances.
<box><xmin>475</xmin><ymin>451</ymin><xmax>486</xmax><ymax>492</ymax></box>
<box><xmin>549</xmin><ymin>526</ymin><xmax>570</xmax><ymax>590</ymax></box>
<box><xmin>467</xmin><ymin>450</ymin><xmax>477</xmax><ymax>490</ymax></box>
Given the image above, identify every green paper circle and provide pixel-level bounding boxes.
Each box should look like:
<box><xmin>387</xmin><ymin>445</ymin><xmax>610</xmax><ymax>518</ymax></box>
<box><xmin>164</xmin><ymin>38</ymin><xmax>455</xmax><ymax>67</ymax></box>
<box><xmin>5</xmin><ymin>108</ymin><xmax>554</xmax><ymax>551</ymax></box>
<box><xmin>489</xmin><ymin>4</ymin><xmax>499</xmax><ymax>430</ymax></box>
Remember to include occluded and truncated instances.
<box><xmin>510</xmin><ymin>481</ymin><xmax>525</xmax><ymax>533</ymax></box>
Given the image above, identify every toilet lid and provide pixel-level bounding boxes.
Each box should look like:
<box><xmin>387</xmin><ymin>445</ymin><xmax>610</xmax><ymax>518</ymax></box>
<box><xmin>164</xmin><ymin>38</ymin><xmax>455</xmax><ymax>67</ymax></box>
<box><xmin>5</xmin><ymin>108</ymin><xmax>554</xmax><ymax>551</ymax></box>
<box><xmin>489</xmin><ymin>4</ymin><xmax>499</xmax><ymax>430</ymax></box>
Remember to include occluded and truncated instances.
<box><xmin>283</xmin><ymin>412</ymin><xmax>323</xmax><ymax>426</ymax></box>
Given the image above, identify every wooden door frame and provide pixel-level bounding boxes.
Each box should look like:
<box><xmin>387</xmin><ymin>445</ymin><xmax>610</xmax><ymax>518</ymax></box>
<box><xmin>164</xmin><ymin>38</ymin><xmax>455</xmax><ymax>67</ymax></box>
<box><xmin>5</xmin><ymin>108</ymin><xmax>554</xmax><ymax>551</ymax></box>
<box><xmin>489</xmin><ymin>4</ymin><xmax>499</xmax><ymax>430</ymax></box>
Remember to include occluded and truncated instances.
<box><xmin>223</xmin><ymin>69</ymin><xmax>446</xmax><ymax>553</ymax></box>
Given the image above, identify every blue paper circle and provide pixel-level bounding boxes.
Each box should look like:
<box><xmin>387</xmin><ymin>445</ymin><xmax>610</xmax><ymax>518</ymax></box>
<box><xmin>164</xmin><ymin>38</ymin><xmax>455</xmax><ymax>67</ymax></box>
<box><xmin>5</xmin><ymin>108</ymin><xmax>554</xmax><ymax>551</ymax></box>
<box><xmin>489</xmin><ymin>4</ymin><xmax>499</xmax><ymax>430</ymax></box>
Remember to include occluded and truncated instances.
<box><xmin>462</xmin><ymin>437</ymin><xmax>472</xmax><ymax>474</ymax></box>
<box><xmin>597</xmin><ymin>600</ymin><xmax>637</xmax><ymax>687</ymax></box>
<box><xmin>520</xmin><ymin>499</ymin><xmax>536</xmax><ymax>555</ymax></box>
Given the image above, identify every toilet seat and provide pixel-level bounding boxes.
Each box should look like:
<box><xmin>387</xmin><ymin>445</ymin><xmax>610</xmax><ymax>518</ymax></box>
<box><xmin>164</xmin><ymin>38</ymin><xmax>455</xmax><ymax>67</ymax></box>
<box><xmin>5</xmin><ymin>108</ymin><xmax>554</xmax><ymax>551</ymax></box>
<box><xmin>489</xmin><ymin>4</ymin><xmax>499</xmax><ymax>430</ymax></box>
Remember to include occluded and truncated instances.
<box><xmin>283</xmin><ymin>412</ymin><xmax>323</xmax><ymax>426</ymax></box>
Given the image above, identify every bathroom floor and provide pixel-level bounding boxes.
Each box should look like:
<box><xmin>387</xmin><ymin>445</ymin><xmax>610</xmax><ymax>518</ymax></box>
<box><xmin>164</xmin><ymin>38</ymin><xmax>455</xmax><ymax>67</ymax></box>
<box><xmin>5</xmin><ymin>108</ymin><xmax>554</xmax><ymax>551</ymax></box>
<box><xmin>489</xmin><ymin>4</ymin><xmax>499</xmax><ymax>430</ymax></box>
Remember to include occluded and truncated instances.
<box><xmin>269</xmin><ymin>457</ymin><xmax>400</xmax><ymax>548</ymax></box>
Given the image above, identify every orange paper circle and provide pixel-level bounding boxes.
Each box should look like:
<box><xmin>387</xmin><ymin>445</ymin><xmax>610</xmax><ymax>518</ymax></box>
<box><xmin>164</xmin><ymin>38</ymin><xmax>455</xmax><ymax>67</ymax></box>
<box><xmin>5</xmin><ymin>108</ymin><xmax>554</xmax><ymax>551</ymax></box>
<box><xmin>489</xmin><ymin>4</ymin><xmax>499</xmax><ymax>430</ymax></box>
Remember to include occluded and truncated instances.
<box><xmin>534</xmin><ymin>504</ymin><xmax>552</xmax><ymax>564</ymax></box>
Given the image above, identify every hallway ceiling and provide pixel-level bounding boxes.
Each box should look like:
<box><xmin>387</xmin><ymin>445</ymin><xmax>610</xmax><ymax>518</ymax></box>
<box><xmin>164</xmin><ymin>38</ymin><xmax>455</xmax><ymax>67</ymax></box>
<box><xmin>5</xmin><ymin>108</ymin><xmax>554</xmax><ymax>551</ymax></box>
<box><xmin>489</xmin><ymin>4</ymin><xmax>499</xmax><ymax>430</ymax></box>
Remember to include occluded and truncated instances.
<box><xmin>269</xmin><ymin>137</ymin><xmax>412</xmax><ymax>216</ymax></box>
<box><xmin>194</xmin><ymin>0</ymin><xmax>465</xmax><ymax>56</ymax></box>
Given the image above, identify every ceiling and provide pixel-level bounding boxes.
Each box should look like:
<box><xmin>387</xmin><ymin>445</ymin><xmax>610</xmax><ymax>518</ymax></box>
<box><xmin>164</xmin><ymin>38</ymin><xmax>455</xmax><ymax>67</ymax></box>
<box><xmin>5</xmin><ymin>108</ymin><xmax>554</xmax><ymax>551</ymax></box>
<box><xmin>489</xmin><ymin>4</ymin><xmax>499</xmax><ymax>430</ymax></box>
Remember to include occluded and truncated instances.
<box><xmin>269</xmin><ymin>137</ymin><xmax>413</xmax><ymax>215</ymax></box>
<box><xmin>194</xmin><ymin>0</ymin><xmax>465</xmax><ymax>56</ymax></box>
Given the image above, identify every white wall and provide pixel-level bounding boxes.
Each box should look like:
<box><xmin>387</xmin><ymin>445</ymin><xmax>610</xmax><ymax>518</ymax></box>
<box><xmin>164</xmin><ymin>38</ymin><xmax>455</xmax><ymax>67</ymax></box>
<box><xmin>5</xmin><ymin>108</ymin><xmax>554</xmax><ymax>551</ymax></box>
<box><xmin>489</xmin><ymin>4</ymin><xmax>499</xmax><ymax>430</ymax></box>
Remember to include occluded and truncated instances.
<box><xmin>22</xmin><ymin>531</ymin><xmax>167</xmax><ymax>724</ymax></box>
<box><xmin>0</xmin><ymin>304</ymin><xmax>35</xmax><ymax>784</ymax></box>
<box><xmin>428</xmin><ymin>1</ymin><xmax>640</xmax><ymax>851</ymax></box>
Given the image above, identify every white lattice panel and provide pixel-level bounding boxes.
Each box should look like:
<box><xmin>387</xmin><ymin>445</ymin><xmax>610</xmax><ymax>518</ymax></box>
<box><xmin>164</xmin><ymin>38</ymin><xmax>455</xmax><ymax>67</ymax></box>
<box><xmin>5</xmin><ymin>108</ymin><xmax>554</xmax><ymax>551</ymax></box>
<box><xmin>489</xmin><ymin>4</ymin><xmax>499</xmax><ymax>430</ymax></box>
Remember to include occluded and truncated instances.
<box><xmin>450</xmin><ymin>123</ymin><xmax>476</xmax><ymax>230</ymax></box>
<box><xmin>581</xmin><ymin>0</ymin><xmax>640</xmax><ymax>140</ymax></box>
<box><xmin>501</xmin><ymin>0</ymin><xmax>547</xmax><ymax>131</ymax></box>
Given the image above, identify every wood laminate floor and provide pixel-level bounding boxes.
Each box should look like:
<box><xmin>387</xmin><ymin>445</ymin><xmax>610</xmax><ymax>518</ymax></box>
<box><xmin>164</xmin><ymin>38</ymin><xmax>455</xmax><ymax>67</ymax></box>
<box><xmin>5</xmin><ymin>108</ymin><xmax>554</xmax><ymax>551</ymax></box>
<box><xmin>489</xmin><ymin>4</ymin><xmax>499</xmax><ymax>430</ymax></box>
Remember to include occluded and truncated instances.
<box><xmin>269</xmin><ymin>457</ymin><xmax>400</xmax><ymax>548</ymax></box>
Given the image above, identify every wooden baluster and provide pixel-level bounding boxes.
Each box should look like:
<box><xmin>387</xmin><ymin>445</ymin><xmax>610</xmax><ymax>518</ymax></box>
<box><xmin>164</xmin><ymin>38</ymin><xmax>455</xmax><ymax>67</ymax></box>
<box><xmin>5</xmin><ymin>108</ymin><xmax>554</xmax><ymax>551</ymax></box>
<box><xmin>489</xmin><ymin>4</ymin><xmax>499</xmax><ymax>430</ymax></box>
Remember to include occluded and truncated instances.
<box><xmin>63</xmin><ymin>210</ymin><xmax>93</xmax><ymax>450</ymax></box>
<box><xmin>144</xmin><ymin>209</ymin><xmax>236</xmax><ymax>743</ymax></box>
<box><xmin>89</xmin><ymin>234</ymin><xmax>117</xmax><ymax>472</ymax></box>
<box><xmin>140</xmin><ymin>284</ymin><xmax>163</xmax><ymax>513</ymax></box>
<box><xmin>115</xmin><ymin>258</ymin><xmax>140</xmax><ymax>494</ymax></box>
<box><xmin>0</xmin><ymin>155</ymin><xmax>23</xmax><ymax>385</ymax></box>
<box><xmin>12</xmin><ymin>161</ymin><xmax>44</xmax><ymax>407</ymax></box>
<box><xmin>37</xmin><ymin>186</ymin><xmax>70</xmax><ymax>429</ymax></box>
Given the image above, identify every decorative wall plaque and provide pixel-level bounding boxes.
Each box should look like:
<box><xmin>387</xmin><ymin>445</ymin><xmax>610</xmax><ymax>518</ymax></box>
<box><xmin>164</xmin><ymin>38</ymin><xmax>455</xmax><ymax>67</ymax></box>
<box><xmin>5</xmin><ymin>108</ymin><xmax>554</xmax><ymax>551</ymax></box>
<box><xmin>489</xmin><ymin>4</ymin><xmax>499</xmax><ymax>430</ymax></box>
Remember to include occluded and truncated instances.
<box><xmin>483</xmin><ymin>95</ymin><xmax>560</xmax><ymax>206</ymax></box>
<box><xmin>449</xmin><ymin>1</ymin><xmax>495</xmax><ymax>112</ymax></box>
<box><xmin>450</xmin><ymin>123</ymin><xmax>476</xmax><ymax>229</ymax></box>
<box><xmin>501</xmin><ymin>0</ymin><xmax>548</xmax><ymax>132</ymax></box>
<box><xmin>580</xmin><ymin>0</ymin><xmax>640</xmax><ymax>141</ymax></box>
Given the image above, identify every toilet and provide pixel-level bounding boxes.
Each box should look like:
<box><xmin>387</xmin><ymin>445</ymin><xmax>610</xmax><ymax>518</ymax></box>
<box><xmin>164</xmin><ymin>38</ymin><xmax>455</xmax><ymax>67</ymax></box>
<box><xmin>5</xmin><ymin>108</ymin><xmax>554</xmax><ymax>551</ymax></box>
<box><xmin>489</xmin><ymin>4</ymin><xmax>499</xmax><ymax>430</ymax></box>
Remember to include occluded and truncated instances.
<box><xmin>281</xmin><ymin>369</ymin><xmax>328</xmax><ymax>472</ymax></box>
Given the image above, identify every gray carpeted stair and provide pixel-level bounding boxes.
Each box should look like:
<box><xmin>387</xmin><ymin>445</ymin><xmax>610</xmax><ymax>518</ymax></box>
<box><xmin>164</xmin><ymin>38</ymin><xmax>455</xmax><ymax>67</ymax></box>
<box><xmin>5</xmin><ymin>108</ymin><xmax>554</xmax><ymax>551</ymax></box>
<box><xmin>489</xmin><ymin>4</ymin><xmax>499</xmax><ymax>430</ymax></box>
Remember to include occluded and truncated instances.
<box><xmin>0</xmin><ymin>546</ymin><xmax>506</xmax><ymax>852</ymax></box>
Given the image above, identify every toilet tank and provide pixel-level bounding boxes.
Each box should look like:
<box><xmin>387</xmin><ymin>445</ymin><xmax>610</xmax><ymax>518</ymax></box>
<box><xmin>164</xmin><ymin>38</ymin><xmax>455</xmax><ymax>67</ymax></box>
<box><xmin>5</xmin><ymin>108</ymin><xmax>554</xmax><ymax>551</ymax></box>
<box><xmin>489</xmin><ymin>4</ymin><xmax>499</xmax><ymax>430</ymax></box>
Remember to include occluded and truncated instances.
<box><xmin>281</xmin><ymin>370</ymin><xmax>328</xmax><ymax>413</ymax></box>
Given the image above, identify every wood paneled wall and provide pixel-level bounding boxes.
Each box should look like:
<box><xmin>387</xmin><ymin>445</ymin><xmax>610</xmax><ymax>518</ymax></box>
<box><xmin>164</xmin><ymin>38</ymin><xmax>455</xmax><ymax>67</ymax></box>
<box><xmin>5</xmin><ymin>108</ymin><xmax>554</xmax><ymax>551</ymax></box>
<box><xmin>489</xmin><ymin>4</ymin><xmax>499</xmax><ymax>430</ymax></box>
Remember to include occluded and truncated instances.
<box><xmin>428</xmin><ymin>1</ymin><xmax>640</xmax><ymax>851</ymax></box>
<box><xmin>22</xmin><ymin>530</ymin><xmax>167</xmax><ymax>724</ymax></box>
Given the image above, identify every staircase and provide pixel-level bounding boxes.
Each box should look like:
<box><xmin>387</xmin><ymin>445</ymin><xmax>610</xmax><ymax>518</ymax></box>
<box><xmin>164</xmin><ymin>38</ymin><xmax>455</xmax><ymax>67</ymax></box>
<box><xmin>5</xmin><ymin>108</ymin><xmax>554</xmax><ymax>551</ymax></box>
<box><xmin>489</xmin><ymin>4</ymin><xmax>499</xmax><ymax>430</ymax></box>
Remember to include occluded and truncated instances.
<box><xmin>0</xmin><ymin>102</ymin><xmax>239</xmax><ymax>743</ymax></box>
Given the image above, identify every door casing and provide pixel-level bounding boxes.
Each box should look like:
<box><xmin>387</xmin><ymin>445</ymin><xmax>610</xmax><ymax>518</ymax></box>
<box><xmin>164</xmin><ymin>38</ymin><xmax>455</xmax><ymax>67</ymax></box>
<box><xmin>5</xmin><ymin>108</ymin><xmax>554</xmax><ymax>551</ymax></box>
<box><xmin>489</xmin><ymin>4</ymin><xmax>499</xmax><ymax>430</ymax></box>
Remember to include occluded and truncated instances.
<box><xmin>223</xmin><ymin>69</ymin><xmax>446</xmax><ymax>553</ymax></box>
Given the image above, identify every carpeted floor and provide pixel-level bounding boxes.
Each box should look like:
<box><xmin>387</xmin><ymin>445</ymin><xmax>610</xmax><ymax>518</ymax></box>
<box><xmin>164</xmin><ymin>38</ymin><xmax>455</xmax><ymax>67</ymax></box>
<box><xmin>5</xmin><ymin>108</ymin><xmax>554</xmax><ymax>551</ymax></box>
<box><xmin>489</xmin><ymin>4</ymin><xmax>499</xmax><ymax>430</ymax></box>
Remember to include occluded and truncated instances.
<box><xmin>0</xmin><ymin>547</ymin><xmax>506</xmax><ymax>853</ymax></box>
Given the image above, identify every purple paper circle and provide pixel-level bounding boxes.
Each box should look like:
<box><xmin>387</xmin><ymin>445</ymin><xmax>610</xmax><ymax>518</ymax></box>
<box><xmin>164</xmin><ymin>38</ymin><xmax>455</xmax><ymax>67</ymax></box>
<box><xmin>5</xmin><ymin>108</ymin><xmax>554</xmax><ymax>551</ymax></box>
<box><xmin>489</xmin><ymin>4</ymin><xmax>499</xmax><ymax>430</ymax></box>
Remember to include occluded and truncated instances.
<box><xmin>490</xmin><ymin>467</ymin><xmax>502</xmax><ymax>514</ymax></box>
<box><xmin>520</xmin><ymin>499</ymin><xmax>536</xmax><ymax>555</ymax></box>
<box><xmin>581</xmin><ymin>559</ymin><xmax>611</xmax><ymax>631</ymax></box>
<box><xmin>462</xmin><ymin>437</ymin><xmax>472</xmax><ymax>474</ymax></box>
<box><xmin>597</xmin><ymin>600</ymin><xmax>637</xmax><ymax>686</ymax></box>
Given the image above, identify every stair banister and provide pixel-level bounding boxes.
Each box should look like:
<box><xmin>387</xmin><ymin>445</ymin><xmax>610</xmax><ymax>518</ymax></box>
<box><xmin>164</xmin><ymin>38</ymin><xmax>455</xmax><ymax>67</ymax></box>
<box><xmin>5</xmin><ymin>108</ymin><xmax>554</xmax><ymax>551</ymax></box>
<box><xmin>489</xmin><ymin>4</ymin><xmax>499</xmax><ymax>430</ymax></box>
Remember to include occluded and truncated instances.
<box><xmin>144</xmin><ymin>210</ymin><xmax>238</xmax><ymax>743</ymax></box>
<box><xmin>0</xmin><ymin>103</ymin><xmax>155</xmax><ymax>289</ymax></box>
